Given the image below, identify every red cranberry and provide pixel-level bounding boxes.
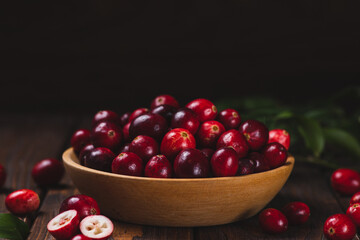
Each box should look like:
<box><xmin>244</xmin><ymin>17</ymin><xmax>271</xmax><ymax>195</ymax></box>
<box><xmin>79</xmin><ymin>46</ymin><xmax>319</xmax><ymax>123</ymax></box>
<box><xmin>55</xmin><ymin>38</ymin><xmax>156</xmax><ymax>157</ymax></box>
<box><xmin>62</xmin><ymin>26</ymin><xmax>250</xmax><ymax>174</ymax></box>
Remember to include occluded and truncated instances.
<box><xmin>71</xmin><ymin>234</ymin><xmax>91</xmax><ymax>240</ymax></box>
<box><xmin>237</xmin><ymin>158</ymin><xmax>255</xmax><ymax>175</ymax></box>
<box><xmin>160</xmin><ymin>128</ymin><xmax>196</xmax><ymax>160</ymax></box>
<box><xmin>92</xmin><ymin>122</ymin><xmax>123</xmax><ymax>152</ymax></box>
<box><xmin>216</xmin><ymin>129</ymin><xmax>249</xmax><ymax>158</ymax></box>
<box><xmin>282</xmin><ymin>202</ymin><xmax>310</xmax><ymax>225</ymax></box>
<box><xmin>347</xmin><ymin>203</ymin><xmax>360</xmax><ymax>227</ymax></box>
<box><xmin>248</xmin><ymin>152</ymin><xmax>270</xmax><ymax>173</ymax></box>
<box><xmin>171</xmin><ymin>108</ymin><xmax>200</xmax><ymax>135</ymax></box>
<box><xmin>197</xmin><ymin>120</ymin><xmax>226</xmax><ymax>148</ymax></box>
<box><xmin>120</xmin><ymin>112</ymin><xmax>131</xmax><ymax>126</ymax></box>
<box><xmin>201</xmin><ymin>148</ymin><xmax>215</xmax><ymax>160</ymax></box>
<box><xmin>263</xmin><ymin>142</ymin><xmax>288</xmax><ymax>169</ymax></box>
<box><xmin>174</xmin><ymin>148</ymin><xmax>210</xmax><ymax>178</ymax></box>
<box><xmin>59</xmin><ymin>194</ymin><xmax>100</xmax><ymax>220</ymax></box>
<box><xmin>71</xmin><ymin>129</ymin><xmax>91</xmax><ymax>154</ymax></box>
<box><xmin>112</xmin><ymin>152</ymin><xmax>143</xmax><ymax>176</ymax></box>
<box><xmin>151</xmin><ymin>94</ymin><xmax>179</xmax><ymax>109</ymax></box>
<box><xmin>186</xmin><ymin>98</ymin><xmax>217</xmax><ymax>122</ymax></box>
<box><xmin>145</xmin><ymin>155</ymin><xmax>172</xmax><ymax>178</ymax></box>
<box><xmin>80</xmin><ymin>215</ymin><xmax>114</xmax><ymax>240</ymax></box>
<box><xmin>85</xmin><ymin>147</ymin><xmax>115</xmax><ymax>172</ymax></box>
<box><xmin>128</xmin><ymin>108</ymin><xmax>149</xmax><ymax>122</ymax></box>
<box><xmin>268</xmin><ymin>129</ymin><xmax>291</xmax><ymax>150</ymax></box>
<box><xmin>259</xmin><ymin>208</ymin><xmax>288</xmax><ymax>234</ymax></box>
<box><xmin>151</xmin><ymin>104</ymin><xmax>177</xmax><ymax>123</ymax></box>
<box><xmin>129</xmin><ymin>135</ymin><xmax>159</xmax><ymax>162</ymax></box>
<box><xmin>0</xmin><ymin>163</ymin><xmax>6</xmax><ymax>188</ymax></box>
<box><xmin>331</xmin><ymin>168</ymin><xmax>360</xmax><ymax>195</ymax></box>
<box><xmin>218</xmin><ymin>109</ymin><xmax>241</xmax><ymax>130</ymax></box>
<box><xmin>350</xmin><ymin>192</ymin><xmax>360</xmax><ymax>205</ymax></box>
<box><xmin>5</xmin><ymin>189</ymin><xmax>40</xmax><ymax>216</ymax></box>
<box><xmin>123</xmin><ymin>122</ymin><xmax>131</xmax><ymax>142</ymax></box>
<box><xmin>323</xmin><ymin>214</ymin><xmax>356</xmax><ymax>240</ymax></box>
<box><xmin>129</xmin><ymin>113</ymin><xmax>168</xmax><ymax>141</ymax></box>
<box><xmin>79</xmin><ymin>144</ymin><xmax>95</xmax><ymax>165</ymax></box>
<box><xmin>32</xmin><ymin>158</ymin><xmax>65</xmax><ymax>187</ymax></box>
<box><xmin>119</xmin><ymin>143</ymin><xmax>130</xmax><ymax>153</ymax></box>
<box><xmin>239</xmin><ymin>120</ymin><xmax>269</xmax><ymax>151</ymax></box>
<box><xmin>48</xmin><ymin>210</ymin><xmax>80</xmax><ymax>240</ymax></box>
<box><xmin>92</xmin><ymin>110</ymin><xmax>121</xmax><ymax>127</ymax></box>
<box><xmin>211</xmin><ymin>147</ymin><xmax>239</xmax><ymax>177</ymax></box>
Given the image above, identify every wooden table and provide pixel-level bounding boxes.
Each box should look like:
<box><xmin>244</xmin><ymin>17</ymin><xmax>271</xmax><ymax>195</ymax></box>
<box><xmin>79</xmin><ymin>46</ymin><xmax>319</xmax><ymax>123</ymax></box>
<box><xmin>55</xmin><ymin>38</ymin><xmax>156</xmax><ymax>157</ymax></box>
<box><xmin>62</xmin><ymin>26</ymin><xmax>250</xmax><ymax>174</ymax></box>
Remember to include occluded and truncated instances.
<box><xmin>0</xmin><ymin>113</ymin><xmax>357</xmax><ymax>240</ymax></box>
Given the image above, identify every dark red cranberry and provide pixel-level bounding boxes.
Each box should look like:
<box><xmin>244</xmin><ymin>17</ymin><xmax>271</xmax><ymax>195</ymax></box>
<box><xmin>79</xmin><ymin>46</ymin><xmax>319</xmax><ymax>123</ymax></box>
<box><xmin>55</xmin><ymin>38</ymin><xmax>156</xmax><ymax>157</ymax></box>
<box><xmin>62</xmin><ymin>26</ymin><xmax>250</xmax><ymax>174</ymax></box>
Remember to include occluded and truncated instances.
<box><xmin>151</xmin><ymin>94</ymin><xmax>179</xmax><ymax>109</ymax></box>
<box><xmin>268</xmin><ymin>129</ymin><xmax>291</xmax><ymax>150</ymax></box>
<box><xmin>84</xmin><ymin>147</ymin><xmax>115</xmax><ymax>172</ymax></box>
<box><xmin>171</xmin><ymin>108</ymin><xmax>200</xmax><ymax>135</ymax></box>
<box><xmin>347</xmin><ymin>203</ymin><xmax>360</xmax><ymax>227</ymax></box>
<box><xmin>71</xmin><ymin>129</ymin><xmax>91</xmax><ymax>154</ymax></box>
<box><xmin>92</xmin><ymin>122</ymin><xmax>123</xmax><ymax>152</ymax></box>
<box><xmin>128</xmin><ymin>108</ymin><xmax>149</xmax><ymax>122</ymax></box>
<box><xmin>239</xmin><ymin>120</ymin><xmax>269</xmax><ymax>151</ymax></box>
<box><xmin>197</xmin><ymin>120</ymin><xmax>225</xmax><ymax>148</ymax></box>
<box><xmin>211</xmin><ymin>147</ymin><xmax>239</xmax><ymax>177</ymax></box>
<box><xmin>216</xmin><ymin>129</ymin><xmax>249</xmax><ymax>158</ymax></box>
<box><xmin>129</xmin><ymin>135</ymin><xmax>159</xmax><ymax>163</ymax></box>
<box><xmin>282</xmin><ymin>202</ymin><xmax>310</xmax><ymax>225</ymax></box>
<box><xmin>218</xmin><ymin>109</ymin><xmax>241</xmax><ymax>130</ymax></box>
<box><xmin>201</xmin><ymin>148</ymin><xmax>215</xmax><ymax>160</ymax></box>
<box><xmin>151</xmin><ymin>104</ymin><xmax>177</xmax><ymax>123</ymax></box>
<box><xmin>129</xmin><ymin>113</ymin><xmax>168</xmax><ymax>141</ymax></box>
<box><xmin>0</xmin><ymin>163</ymin><xmax>6</xmax><ymax>188</ymax></box>
<box><xmin>79</xmin><ymin>144</ymin><xmax>95</xmax><ymax>165</ymax></box>
<box><xmin>259</xmin><ymin>208</ymin><xmax>288</xmax><ymax>234</ymax></box>
<box><xmin>111</xmin><ymin>152</ymin><xmax>143</xmax><ymax>176</ymax></box>
<box><xmin>237</xmin><ymin>158</ymin><xmax>255</xmax><ymax>175</ymax></box>
<box><xmin>145</xmin><ymin>155</ymin><xmax>172</xmax><ymax>178</ymax></box>
<box><xmin>186</xmin><ymin>98</ymin><xmax>217</xmax><ymax>122</ymax></box>
<box><xmin>323</xmin><ymin>214</ymin><xmax>356</xmax><ymax>240</ymax></box>
<box><xmin>59</xmin><ymin>194</ymin><xmax>100</xmax><ymax>220</ymax></box>
<box><xmin>350</xmin><ymin>192</ymin><xmax>360</xmax><ymax>205</ymax></box>
<box><xmin>92</xmin><ymin>110</ymin><xmax>121</xmax><ymax>127</ymax></box>
<box><xmin>263</xmin><ymin>142</ymin><xmax>288</xmax><ymax>169</ymax></box>
<box><xmin>123</xmin><ymin>122</ymin><xmax>131</xmax><ymax>142</ymax></box>
<box><xmin>331</xmin><ymin>168</ymin><xmax>360</xmax><ymax>195</ymax></box>
<box><xmin>248</xmin><ymin>152</ymin><xmax>270</xmax><ymax>173</ymax></box>
<box><xmin>174</xmin><ymin>148</ymin><xmax>210</xmax><ymax>178</ymax></box>
<box><xmin>160</xmin><ymin>128</ymin><xmax>196</xmax><ymax>160</ymax></box>
<box><xmin>119</xmin><ymin>143</ymin><xmax>130</xmax><ymax>153</ymax></box>
<box><xmin>120</xmin><ymin>112</ymin><xmax>131</xmax><ymax>126</ymax></box>
<box><xmin>31</xmin><ymin>158</ymin><xmax>64</xmax><ymax>187</ymax></box>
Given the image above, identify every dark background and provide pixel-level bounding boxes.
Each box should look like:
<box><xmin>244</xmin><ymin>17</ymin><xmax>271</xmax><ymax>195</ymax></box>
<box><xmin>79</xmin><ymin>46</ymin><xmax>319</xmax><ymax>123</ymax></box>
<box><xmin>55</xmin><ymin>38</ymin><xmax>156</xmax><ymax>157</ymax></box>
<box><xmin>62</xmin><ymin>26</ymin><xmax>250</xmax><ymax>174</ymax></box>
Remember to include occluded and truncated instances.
<box><xmin>1</xmin><ymin>0</ymin><xmax>360</xmax><ymax>113</ymax></box>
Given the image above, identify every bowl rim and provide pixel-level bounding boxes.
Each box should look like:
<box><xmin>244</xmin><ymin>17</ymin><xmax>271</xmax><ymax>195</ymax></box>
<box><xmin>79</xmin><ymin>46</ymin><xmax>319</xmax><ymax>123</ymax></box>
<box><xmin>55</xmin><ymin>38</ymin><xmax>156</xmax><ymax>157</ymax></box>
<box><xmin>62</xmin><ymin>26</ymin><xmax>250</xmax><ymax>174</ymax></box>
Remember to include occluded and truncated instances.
<box><xmin>63</xmin><ymin>147</ymin><xmax>295</xmax><ymax>183</ymax></box>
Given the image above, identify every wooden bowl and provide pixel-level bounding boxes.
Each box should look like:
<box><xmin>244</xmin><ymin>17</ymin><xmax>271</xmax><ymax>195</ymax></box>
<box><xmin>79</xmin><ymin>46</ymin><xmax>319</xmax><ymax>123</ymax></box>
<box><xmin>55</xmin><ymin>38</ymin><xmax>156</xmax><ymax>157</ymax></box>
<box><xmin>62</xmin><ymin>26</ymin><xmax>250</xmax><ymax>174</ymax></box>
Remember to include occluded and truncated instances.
<box><xmin>63</xmin><ymin>148</ymin><xmax>294</xmax><ymax>227</ymax></box>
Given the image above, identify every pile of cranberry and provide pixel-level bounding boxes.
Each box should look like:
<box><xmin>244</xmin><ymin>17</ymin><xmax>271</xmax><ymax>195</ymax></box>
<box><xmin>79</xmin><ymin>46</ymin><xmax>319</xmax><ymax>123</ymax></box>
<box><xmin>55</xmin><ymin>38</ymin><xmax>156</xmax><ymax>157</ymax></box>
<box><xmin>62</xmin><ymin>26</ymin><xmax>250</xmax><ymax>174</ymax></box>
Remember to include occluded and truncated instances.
<box><xmin>71</xmin><ymin>94</ymin><xmax>291</xmax><ymax>178</ymax></box>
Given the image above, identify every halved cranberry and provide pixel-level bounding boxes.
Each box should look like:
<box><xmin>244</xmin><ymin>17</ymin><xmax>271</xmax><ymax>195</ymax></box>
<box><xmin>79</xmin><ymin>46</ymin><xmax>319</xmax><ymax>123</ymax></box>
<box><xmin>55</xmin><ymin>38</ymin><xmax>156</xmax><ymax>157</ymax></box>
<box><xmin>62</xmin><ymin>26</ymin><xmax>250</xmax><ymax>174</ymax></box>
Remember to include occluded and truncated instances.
<box><xmin>239</xmin><ymin>120</ymin><xmax>269</xmax><ymax>151</ymax></box>
<box><xmin>151</xmin><ymin>94</ymin><xmax>179</xmax><ymax>109</ymax></box>
<box><xmin>171</xmin><ymin>108</ymin><xmax>200</xmax><ymax>135</ymax></box>
<box><xmin>186</xmin><ymin>98</ymin><xmax>217</xmax><ymax>122</ymax></box>
<box><xmin>218</xmin><ymin>109</ymin><xmax>241</xmax><ymax>130</ymax></box>
<box><xmin>216</xmin><ymin>129</ymin><xmax>249</xmax><ymax>158</ymax></box>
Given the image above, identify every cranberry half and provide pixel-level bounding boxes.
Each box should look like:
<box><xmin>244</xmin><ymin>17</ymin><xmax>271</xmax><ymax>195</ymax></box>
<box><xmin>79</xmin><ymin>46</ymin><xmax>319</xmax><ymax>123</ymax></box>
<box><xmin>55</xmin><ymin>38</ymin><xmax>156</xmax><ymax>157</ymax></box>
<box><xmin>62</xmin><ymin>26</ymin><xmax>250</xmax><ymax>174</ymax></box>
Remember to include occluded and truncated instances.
<box><xmin>218</xmin><ymin>109</ymin><xmax>241</xmax><ymax>130</ymax></box>
<box><xmin>71</xmin><ymin>129</ymin><xmax>91</xmax><ymax>154</ymax></box>
<box><xmin>216</xmin><ymin>129</ymin><xmax>249</xmax><ymax>158</ymax></box>
<box><xmin>129</xmin><ymin>113</ymin><xmax>168</xmax><ymax>141</ymax></box>
<box><xmin>151</xmin><ymin>94</ymin><xmax>179</xmax><ymax>109</ymax></box>
<box><xmin>197</xmin><ymin>120</ymin><xmax>225</xmax><ymax>148</ymax></box>
<box><xmin>239</xmin><ymin>120</ymin><xmax>269</xmax><ymax>151</ymax></box>
<box><xmin>171</xmin><ymin>108</ymin><xmax>200</xmax><ymax>135</ymax></box>
<box><xmin>259</xmin><ymin>208</ymin><xmax>288</xmax><ymax>234</ymax></box>
<box><xmin>186</xmin><ymin>98</ymin><xmax>217</xmax><ymax>122</ymax></box>
<box><xmin>263</xmin><ymin>142</ymin><xmax>288</xmax><ymax>169</ymax></box>
<box><xmin>331</xmin><ymin>168</ymin><xmax>360</xmax><ymax>195</ymax></box>
<box><xmin>129</xmin><ymin>135</ymin><xmax>159</xmax><ymax>163</ymax></box>
<box><xmin>323</xmin><ymin>214</ymin><xmax>356</xmax><ymax>240</ymax></box>
<box><xmin>145</xmin><ymin>155</ymin><xmax>172</xmax><ymax>178</ymax></box>
<box><xmin>174</xmin><ymin>148</ymin><xmax>210</xmax><ymax>178</ymax></box>
<box><xmin>282</xmin><ymin>202</ymin><xmax>310</xmax><ymax>225</ymax></box>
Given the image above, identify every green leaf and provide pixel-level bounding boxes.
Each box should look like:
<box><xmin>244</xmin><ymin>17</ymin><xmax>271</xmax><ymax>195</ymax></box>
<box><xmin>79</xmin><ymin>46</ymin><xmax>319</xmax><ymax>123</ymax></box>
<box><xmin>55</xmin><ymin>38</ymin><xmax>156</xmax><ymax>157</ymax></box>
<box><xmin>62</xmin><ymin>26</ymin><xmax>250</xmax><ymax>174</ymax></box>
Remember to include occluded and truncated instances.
<box><xmin>0</xmin><ymin>214</ymin><xmax>30</xmax><ymax>240</ymax></box>
<box><xmin>323</xmin><ymin>128</ymin><xmax>360</xmax><ymax>158</ymax></box>
<box><xmin>296</xmin><ymin>117</ymin><xmax>325</xmax><ymax>157</ymax></box>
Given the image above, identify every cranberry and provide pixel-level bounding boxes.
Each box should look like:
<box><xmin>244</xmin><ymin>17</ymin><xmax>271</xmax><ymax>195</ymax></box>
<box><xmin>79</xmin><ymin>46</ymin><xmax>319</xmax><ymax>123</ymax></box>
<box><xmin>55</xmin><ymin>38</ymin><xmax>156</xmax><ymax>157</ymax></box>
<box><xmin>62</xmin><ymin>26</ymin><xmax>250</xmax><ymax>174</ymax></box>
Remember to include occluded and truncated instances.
<box><xmin>347</xmin><ymin>203</ymin><xmax>360</xmax><ymax>227</ymax></box>
<box><xmin>71</xmin><ymin>234</ymin><xmax>91</xmax><ymax>240</ymax></box>
<box><xmin>218</xmin><ymin>109</ymin><xmax>241</xmax><ymax>130</ymax></box>
<box><xmin>237</xmin><ymin>158</ymin><xmax>255</xmax><ymax>175</ymax></box>
<box><xmin>216</xmin><ymin>129</ymin><xmax>249</xmax><ymax>158</ymax></box>
<box><xmin>47</xmin><ymin>210</ymin><xmax>80</xmax><ymax>240</ymax></box>
<box><xmin>151</xmin><ymin>94</ymin><xmax>179</xmax><ymax>109</ymax></box>
<box><xmin>160</xmin><ymin>128</ymin><xmax>196</xmax><ymax>160</ymax></box>
<box><xmin>59</xmin><ymin>194</ymin><xmax>100</xmax><ymax>220</ymax></box>
<box><xmin>197</xmin><ymin>121</ymin><xmax>226</xmax><ymax>148</ymax></box>
<box><xmin>80</xmin><ymin>215</ymin><xmax>114</xmax><ymax>240</ymax></box>
<box><xmin>282</xmin><ymin>202</ymin><xmax>310</xmax><ymax>225</ymax></box>
<box><xmin>211</xmin><ymin>147</ymin><xmax>239</xmax><ymax>177</ymax></box>
<box><xmin>71</xmin><ymin>129</ymin><xmax>91</xmax><ymax>154</ymax></box>
<box><xmin>174</xmin><ymin>148</ymin><xmax>210</xmax><ymax>178</ymax></box>
<box><xmin>128</xmin><ymin>108</ymin><xmax>149</xmax><ymax>122</ymax></box>
<box><xmin>92</xmin><ymin>122</ymin><xmax>123</xmax><ymax>152</ymax></box>
<box><xmin>331</xmin><ymin>168</ymin><xmax>360</xmax><ymax>195</ymax></box>
<box><xmin>120</xmin><ymin>112</ymin><xmax>131</xmax><ymax>126</ymax></box>
<box><xmin>186</xmin><ymin>98</ymin><xmax>217</xmax><ymax>122</ymax></box>
<box><xmin>5</xmin><ymin>189</ymin><xmax>40</xmax><ymax>216</ymax></box>
<box><xmin>119</xmin><ymin>143</ymin><xmax>131</xmax><ymax>153</ymax></box>
<box><xmin>145</xmin><ymin>155</ymin><xmax>172</xmax><ymax>178</ymax></box>
<box><xmin>32</xmin><ymin>158</ymin><xmax>65</xmax><ymax>187</ymax></box>
<box><xmin>263</xmin><ymin>142</ymin><xmax>288</xmax><ymax>169</ymax></box>
<box><xmin>350</xmin><ymin>192</ymin><xmax>360</xmax><ymax>205</ymax></box>
<box><xmin>129</xmin><ymin>113</ymin><xmax>168</xmax><ymax>141</ymax></box>
<box><xmin>259</xmin><ymin>208</ymin><xmax>288</xmax><ymax>234</ymax></box>
<box><xmin>79</xmin><ymin>144</ymin><xmax>95</xmax><ymax>165</ymax></box>
<box><xmin>268</xmin><ymin>129</ymin><xmax>291</xmax><ymax>150</ymax></box>
<box><xmin>0</xmin><ymin>163</ymin><xmax>6</xmax><ymax>188</ymax></box>
<box><xmin>84</xmin><ymin>147</ymin><xmax>115</xmax><ymax>172</ymax></box>
<box><xmin>239</xmin><ymin>120</ymin><xmax>269</xmax><ymax>151</ymax></box>
<box><xmin>171</xmin><ymin>108</ymin><xmax>200</xmax><ymax>135</ymax></box>
<box><xmin>248</xmin><ymin>152</ymin><xmax>270</xmax><ymax>173</ymax></box>
<box><xmin>129</xmin><ymin>135</ymin><xmax>159</xmax><ymax>162</ymax></box>
<box><xmin>92</xmin><ymin>110</ymin><xmax>121</xmax><ymax>127</ymax></box>
<box><xmin>151</xmin><ymin>104</ymin><xmax>177</xmax><ymax>123</ymax></box>
<box><xmin>123</xmin><ymin>122</ymin><xmax>131</xmax><ymax>142</ymax></box>
<box><xmin>112</xmin><ymin>152</ymin><xmax>143</xmax><ymax>176</ymax></box>
<box><xmin>201</xmin><ymin>148</ymin><xmax>215</xmax><ymax>160</ymax></box>
<box><xmin>323</xmin><ymin>214</ymin><xmax>356</xmax><ymax>240</ymax></box>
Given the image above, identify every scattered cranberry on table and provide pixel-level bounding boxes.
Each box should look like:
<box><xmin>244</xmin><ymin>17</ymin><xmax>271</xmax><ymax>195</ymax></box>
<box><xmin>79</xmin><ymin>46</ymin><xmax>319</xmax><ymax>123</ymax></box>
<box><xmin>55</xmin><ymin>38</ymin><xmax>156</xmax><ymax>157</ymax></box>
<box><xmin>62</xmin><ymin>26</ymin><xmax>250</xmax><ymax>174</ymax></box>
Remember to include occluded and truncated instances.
<box><xmin>259</xmin><ymin>208</ymin><xmax>288</xmax><ymax>234</ymax></box>
<box><xmin>323</xmin><ymin>214</ymin><xmax>356</xmax><ymax>240</ymax></box>
<box><xmin>31</xmin><ymin>158</ymin><xmax>65</xmax><ymax>187</ymax></box>
<box><xmin>346</xmin><ymin>203</ymin><xmax>360</xmax><ymax>227</ymax></box>
<box><xmin>331</xmin><ymin>168</ymin><xmax>360</xmax><ymax>195</ymax></box>
<box><xmin>282</xmin><ymin>202</ymin><xmax>310</xmax><ymax>225</ymax></box>
<box><xmin>5</xmin><ymin>189</ymin><xmax>40</xmax><ymax>217</ymax></box>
